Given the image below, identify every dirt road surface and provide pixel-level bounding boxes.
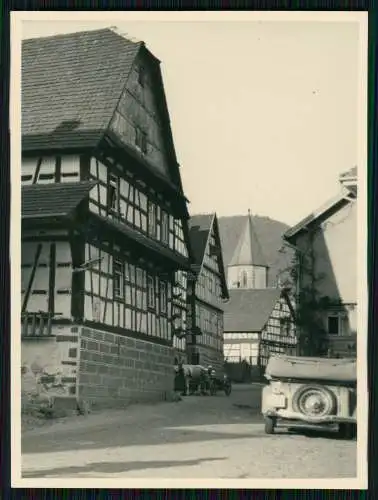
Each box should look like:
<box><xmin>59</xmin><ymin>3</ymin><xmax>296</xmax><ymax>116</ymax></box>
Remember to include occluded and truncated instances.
<box><xmin>21</xmin><ymin>384</ymin><xmax>356</xmax><ymax>479</ymax></box>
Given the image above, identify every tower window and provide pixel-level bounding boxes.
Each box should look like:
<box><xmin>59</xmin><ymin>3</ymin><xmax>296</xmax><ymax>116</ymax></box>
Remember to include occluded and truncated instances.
<box><xmin>241</xmin><ymin>271</ymin><xmax>248</xmax><ymax>288</ymax></box>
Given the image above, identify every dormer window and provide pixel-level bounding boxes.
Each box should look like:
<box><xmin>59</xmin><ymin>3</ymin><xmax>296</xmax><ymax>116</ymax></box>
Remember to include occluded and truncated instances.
<box><xmin>135</xmin><ymin>127</ymin><xmax>147</xmax><ymax>154</ymax></box>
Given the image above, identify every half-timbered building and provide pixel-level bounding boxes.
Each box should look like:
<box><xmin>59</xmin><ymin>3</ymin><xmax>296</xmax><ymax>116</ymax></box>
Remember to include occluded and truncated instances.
<box><xmin>219</xmin><ymin>211</ymin><xmax>297</xmax><ymax>381</ymax></box>
<box><xmin>223</xmin><ymin>288</ymin><xmax>297</xmax><ymax>381</ymax></box>
<box><xmin>21</xmin><ymin>28</ymin><xmax>193</xmax><ymax>408</ymax></box>
<box><xmin>186</xmin><ymin>214</ymin><xmax>229</xmax><ymax>372</ymax></box>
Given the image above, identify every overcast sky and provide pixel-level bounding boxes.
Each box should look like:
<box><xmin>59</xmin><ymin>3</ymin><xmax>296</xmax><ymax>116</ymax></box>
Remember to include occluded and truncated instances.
<box><xmin>21</xmin><ymin>16</ymin><xmax>363</xmax><ymax>227</ymax></box>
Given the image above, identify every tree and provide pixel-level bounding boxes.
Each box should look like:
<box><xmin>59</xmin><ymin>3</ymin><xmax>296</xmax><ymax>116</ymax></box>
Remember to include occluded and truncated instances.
<box><xmin>279</xmin><ymin>234</ymin><xmax>329</xmax><ymax>357</ymax></box>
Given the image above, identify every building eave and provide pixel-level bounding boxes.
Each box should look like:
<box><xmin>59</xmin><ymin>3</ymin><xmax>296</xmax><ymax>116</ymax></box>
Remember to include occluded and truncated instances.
<box><xmin>86</xmin><ymin>212</ymin><xmax>192</xmax><ymax>272</ymax></box>
<box><xmin>284</xmin><ymin>193</ymin><xmax>354</xmax><ymax>241</ymax></box>
<box><xmin>101</xmin><ymin>131</ymin><xmax>190</xmax><ymax>206</ymax></box>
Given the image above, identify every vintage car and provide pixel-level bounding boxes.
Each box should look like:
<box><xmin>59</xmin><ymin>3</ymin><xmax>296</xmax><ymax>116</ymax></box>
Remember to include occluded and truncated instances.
<box><xmin>261</xmin><ymin>355</ymin><xmax>357</xmax><ymax>439</ymax></box>
<box><xmin>208</xmin><ymin>371</ymin><xmax>232</xmax><ymax>396</ymax></box>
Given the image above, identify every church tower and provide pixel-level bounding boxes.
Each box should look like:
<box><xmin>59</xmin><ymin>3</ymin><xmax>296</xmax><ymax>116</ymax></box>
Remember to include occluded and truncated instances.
<box><xmin>227</xmin><ymin>210</ymin><xmax>269</xmax><ymax>289</ymax></box>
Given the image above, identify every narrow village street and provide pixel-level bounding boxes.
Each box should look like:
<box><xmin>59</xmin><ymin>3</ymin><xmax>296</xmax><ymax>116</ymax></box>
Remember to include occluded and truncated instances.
<box><xmin>21</xmin><ymin>384</ymin><xmax>356</xmax><ymax>479</ymax></box>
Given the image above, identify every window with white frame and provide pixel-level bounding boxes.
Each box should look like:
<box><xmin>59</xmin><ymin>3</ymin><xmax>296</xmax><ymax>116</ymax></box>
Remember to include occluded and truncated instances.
<box><xmin>113</xmin><ymin>260</ymin><xmax>124</xmax><ymax>299</ymax></box>
<box><xmin>35</xmin><ymin>157</ymin><xmax>56</xmax><ymax>184</ymax></box>
<box><xmin>327</xmin><ymin>313</ymin><xmax>348</xmax><ymax>335</ymax></box>
<box><xmin>160</xmin><ymin>281</ymin><xmax>168</xmax><ymax>314</ymax></box>
<box><xmin>148</xmin><ymin>203</ymin><xmax>157</xmax><ymax>238</ymax></box>
<box><xmin>108</xmin><ymin>173</ymin><xmax>119</xmax><ymax>212</ymax></box>
<box><xmin>147</xmin><ymin>275</ymin><xmax>155</xmax><ymax>309</ymax></box>
<box><xmin>161</xmin><ymin>211</ymin><xmax>169</xmax><ymax>244</ymax></box>
<box><xmin>156</xmin><ymin>206</ymin><xmax>161</xmax><ymax>241</ymax></box>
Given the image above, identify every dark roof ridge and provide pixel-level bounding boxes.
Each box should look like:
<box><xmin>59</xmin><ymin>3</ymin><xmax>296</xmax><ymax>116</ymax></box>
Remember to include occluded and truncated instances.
<box><xmin>22</xmin><ymin>27</ymin><xmax>134</xmax><ymax>44</ymax></box>
<box><xmin>22</xmin><ymin>180</ymin><xmax>96</xmax><ymax>189</ymax></box>
<box><xmin>190</xmin><ymin>211</ymin><xmax>216</xmax><ymax>217</ymax></box>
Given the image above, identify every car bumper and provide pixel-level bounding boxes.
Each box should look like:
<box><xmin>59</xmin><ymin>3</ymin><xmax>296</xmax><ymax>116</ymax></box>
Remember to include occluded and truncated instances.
<box><xmin>263</xmin><ymin>409</ymin><xmax>356</xmax><ymax>425</ymax></box>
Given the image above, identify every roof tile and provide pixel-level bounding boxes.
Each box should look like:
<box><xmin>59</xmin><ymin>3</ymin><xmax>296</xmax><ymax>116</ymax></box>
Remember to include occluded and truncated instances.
<box><xmin>217</xmin><ymin>215</ymin><xmax>291</xmax><ymax>286</ymax></box>
<box><xmin>224</xmin><ymin>288</ymin><xmax>282</xmax><ymax>332</ymax></box>
<box><xmin>229</xmin><ymin>213</ymin><xmax>268</xmax><ymax>268</ymax></box>
<box><xmin>22</xmin><ymin>29</ymin><xmax>141</xmax><ymax>150</ymax></box>
<box><xmin>22</xmin><ymin>181</ymin><xmax>96</xmax><ymax>219</ymax></box>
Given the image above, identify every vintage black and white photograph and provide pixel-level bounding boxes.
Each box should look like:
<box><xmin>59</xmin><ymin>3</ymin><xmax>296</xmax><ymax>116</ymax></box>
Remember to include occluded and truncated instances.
<box><xmin>11</xmin><ymin>11</ymin><xmax>368</xmax><ymax>488</ymax></box>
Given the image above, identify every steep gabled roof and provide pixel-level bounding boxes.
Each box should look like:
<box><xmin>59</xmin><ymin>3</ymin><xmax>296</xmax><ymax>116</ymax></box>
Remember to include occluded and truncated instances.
<box><xmin>189</xmin><ymin>213</ymin><xmax>229</xmax><ymax>299</ymax></box>
<box><xmin>217</xmin><ymin>215</ymin><xmax>291</xmax><ymax>287</ymax></box>
<box><xmin>22</xmin><ymin>181</ymin><xmax>96</xmax><ymax>219</ymax></box>
<box><xmin>285</xmin><ymin>167</ymin><xmax>358</xmax><ymax>242</ymax></box>
<box><xmin>229</xmin><ymin>211</ymin><xmax>268</xmax><ymax>268</ymax></box>
<box><xmin>224</xmin><ymin>288</ymin><xmax>285</xmax><ymax>332</ymax></box>
<box><xmin>188</xmin><ymin>213</ymin><xmax>214</xmax><ymax>266</ymax></box>
<box><xmin>22</xmin><ymin>29</ymin><xmax>141</xmax><ymax>151</ymax></box>
<box><xmin>340</xmin><ymin>166</ymin><xmax>357</xmax><ymax>180</ymax></box>
<box><xmin>339</xmin><ymin>166</ymin><xmax>357</xmax><ymax>196</ymax></box>
<box><xmin>211</xmin><ymin>215</ymin><xmax>230</xmax><ymax>299</ymax></box>
<box><xmin>284</xmin><ymin>192</ymin><xmax>355</xmax><ymax>241</ymax></box>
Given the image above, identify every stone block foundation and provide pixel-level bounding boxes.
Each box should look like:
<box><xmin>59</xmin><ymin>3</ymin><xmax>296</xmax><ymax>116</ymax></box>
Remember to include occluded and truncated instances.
<box><xmin>22</xmin><ymin>324</ymin><xmax>176</xmax><ymax>411</ymax></box>
<box><xmin>78</xmin><ymin>326</ymin><xmax>175</xmax><ymax>409</ymax></box>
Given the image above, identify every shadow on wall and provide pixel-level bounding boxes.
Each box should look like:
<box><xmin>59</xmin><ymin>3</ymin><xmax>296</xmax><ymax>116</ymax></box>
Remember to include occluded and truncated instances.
<box><xmin>296</xmin><ymin>219</ymin><xmax>357</xmax><ymax>356</ymax></box>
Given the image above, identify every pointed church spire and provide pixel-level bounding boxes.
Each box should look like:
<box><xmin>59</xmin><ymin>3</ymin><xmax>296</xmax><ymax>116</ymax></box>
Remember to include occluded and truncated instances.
<box><xmin>229</xmin><ymin>210</ymin><xmax>268</xmax><ymax>268</ymax></box>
